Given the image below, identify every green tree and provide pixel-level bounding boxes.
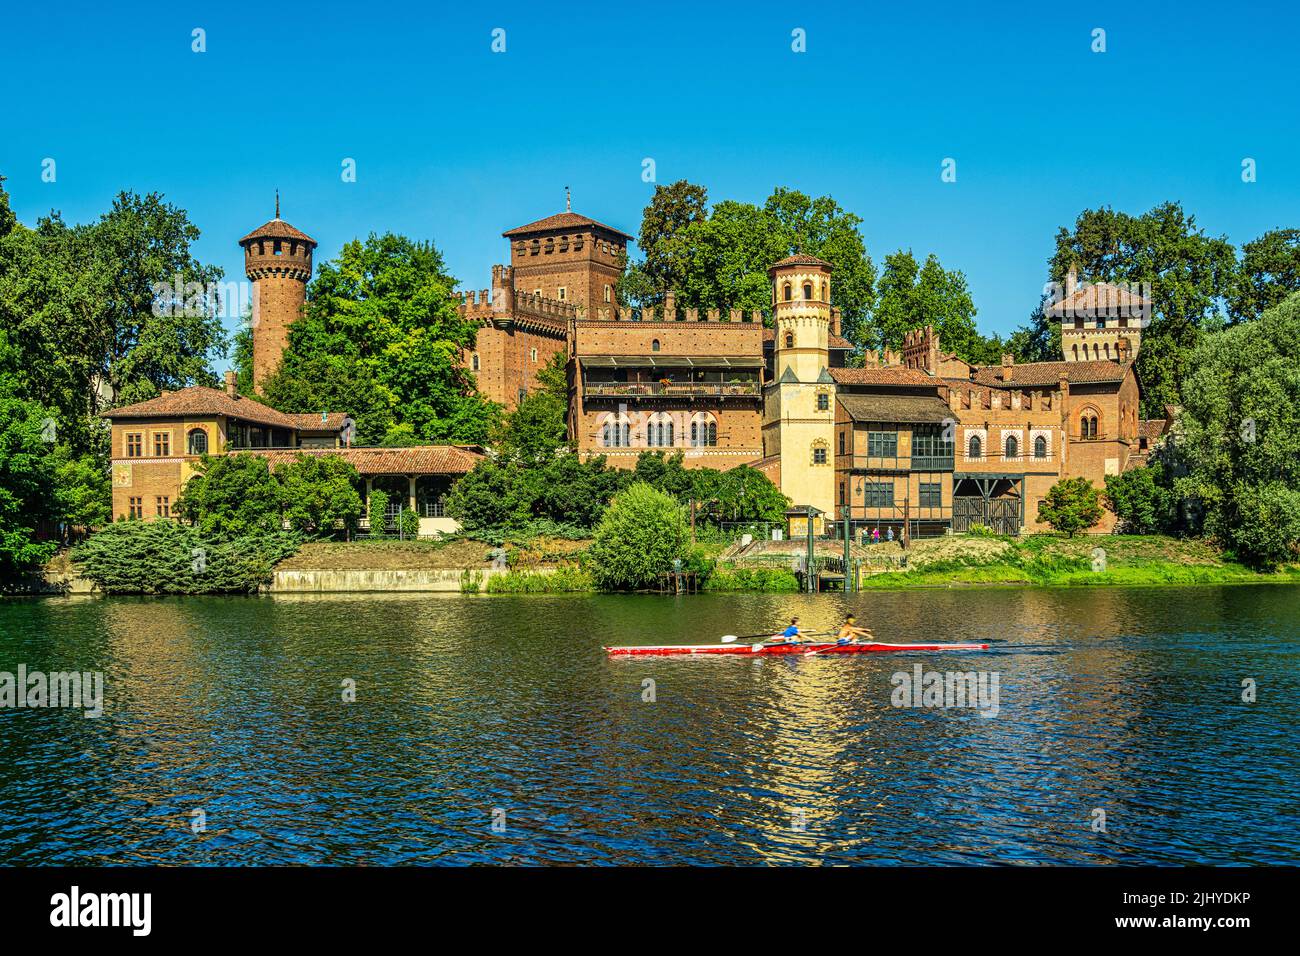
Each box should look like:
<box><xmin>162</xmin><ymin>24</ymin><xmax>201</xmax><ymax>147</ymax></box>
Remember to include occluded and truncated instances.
<box><xmin>1175</xmin><ymin>292</ymin><xmax>1300</xmax><ymax>568</ymax></box>
<box><xmin>586</xmin><ymin>482</ymin><xmax>688</xmax><ymax>590</ymax></box>
<box><xmin>0</xmin><ymin>391</ymin><xmax>59</xmax><ymax>579</ymax></box>
<box><xmin>51</xmin><ymin>447</ymin><xmax>112</xmax><ymax>530</ymax></box>
<box><xmin>262</xmin><ymin>353</ymin><xmax>393</xmax><ymax>446</ymax></box>
<box><xmin>699</xmin><ymin>465</ymin><xmax>789</xmax><ymax>523</ymax></box>
<box><xmin>444</xmin><ymin>459</ymin><xmax>533</xmax><ymax>533</ymax></box>
<box><xmin>494</xmin><ymin>389</ymin><xmax>569</xmax><ymax>463</ymax></box>
<box><xmin>1037</xmin><ymin>477</ymin><xmax>1104</xmax><ymax>537</ymax></box>
<box><xmin>1230</xmin><ymin>229</ymin><xmax>1300</xmax><ymax>323</ymax></box>
<box><xmin>274</xmin><ymin>455</ymin><xmax>363</xmax><ymax>537</ymax></box>
<box><xmin>633</xmin><ymin>180</ymin><xmax>710</xmax><ymax>299</ymax></box>
<box><xmin>175</xmin><ymin>453</ymin><xmax>282</xmax><ymax>538</ymax></box>
<box><xmin>1103</xmin><ymin>463</ymin><xmax>1176</xmax><ymax>534</ymax></box>
<box><xmin>1036</xmin><ymin>202</ymin><xmax>1236</xmax><ymax>417</ymax></box>
<box><xmin>874</xmin><ymin>250</ymin><xmax>990</xmax><ymax>361</ymax></box>
<box><xmin>624</xmin><ymin>186</ymin><xmax>878</xmax><ymax>348</ymax></box>
<box><xmin>266</xmin><ymin>233</ymin><xmax>498</xmax><ymax>444</ymax></box>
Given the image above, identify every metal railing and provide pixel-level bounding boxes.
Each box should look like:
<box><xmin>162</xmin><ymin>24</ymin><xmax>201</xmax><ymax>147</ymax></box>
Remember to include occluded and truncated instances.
<box><xmin>584</xmin><ymin>381</ymin><xmax>761</xmax><ymax>398</ymax></box>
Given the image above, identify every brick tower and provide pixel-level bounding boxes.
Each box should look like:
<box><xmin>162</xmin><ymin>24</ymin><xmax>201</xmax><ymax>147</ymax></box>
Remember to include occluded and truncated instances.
<box><xmin>240</xmin><ymin>197</ymin><xmax>317</xmax><ymax>390</ymax></box>
<box><xmin>762</xmin><ymin>254</ymin><xmax>837</xmax><ymax>523</ymax></box>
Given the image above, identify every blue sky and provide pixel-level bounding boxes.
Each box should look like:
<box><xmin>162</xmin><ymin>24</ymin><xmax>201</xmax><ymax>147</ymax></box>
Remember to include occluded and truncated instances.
<box><xmin>3</xmin><ymin>0</ymin><xmax>1298</xmax><ymax>370</ymax></box>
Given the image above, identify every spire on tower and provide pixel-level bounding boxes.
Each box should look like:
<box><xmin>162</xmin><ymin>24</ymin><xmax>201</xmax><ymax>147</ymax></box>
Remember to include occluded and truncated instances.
<box><xmin>275</xmin><ymin>189</ymin><xmax>280</xmax><ymax>219</ymax></box>
<box><xmin>565</xmin><ymin>185</ymin><xmax>571</xmax><ymax>212</ymax></box>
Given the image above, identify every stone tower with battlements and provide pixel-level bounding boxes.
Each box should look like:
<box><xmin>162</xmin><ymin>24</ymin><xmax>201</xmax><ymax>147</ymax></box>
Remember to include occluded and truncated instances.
<box><xmin>240</xmin><ymin>201</ymin><xmax>316</xmax><ymax>391</ymax></box>
<box><xmin>762</xmin><ymin>254</ymin><xmax>837</xmax><ymax>522</ymax></box>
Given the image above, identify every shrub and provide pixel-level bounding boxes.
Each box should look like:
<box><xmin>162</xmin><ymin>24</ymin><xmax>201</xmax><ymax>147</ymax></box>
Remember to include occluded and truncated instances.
<box><xmin>1104</xmin><ymin>463</ymin><xmax>1177</xmax><ymax>535</ymax></box>
<box><xmin>175</xmin><ymin>453</ymin><xmax>282</xmax><ymax>538</ymax></box>
<box><xmin>367</xmin><ymin>490</ymin><xmax>389</xmax><ymax>536</ymax></box>
<box><xmin>72</xmin><ymin>521</ymin><xmax>299</xmax><ymax>594</ymax></box>
<box><xmin>703</xmin><ymin>566</ymin><xmax>800</xmax><ymax>592</ymax></box>
<box><xmin>398</xmin><ymin>507</ymin><xmax>420</xmax><ymax>537</ymax></box>
<box><xmin>485</xmin><ymin>566</ymin><xmax>593</xmax><ymax>592</ymax></box>
<box><xmin>275</xmin><ymin>454</ymin><xmax>363</xmax><ymax>537</ymax></box>
<box><xmin>585</xmin><ymin>482</ymin><xmax>687</xmax><ymax>590</ymax></box>
<box><xmin>1037</xmin><ymin>477</ymin><xmax>1104</xmax><ymax>537</ymax></box>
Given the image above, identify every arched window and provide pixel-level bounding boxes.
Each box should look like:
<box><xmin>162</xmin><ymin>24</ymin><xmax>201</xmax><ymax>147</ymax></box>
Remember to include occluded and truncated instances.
<box><xmin>690</xmin><ymin>415</ymin><xmax>717</xmax><ymax>447</ymax></box>
<box><xmin>803</xmin><ymin>282</ymin><xmax>813</xmax><ymax>300</ymax></box>
<box><xmin>187</xmin><ymin>428</ymin><xmax>208</xmax><ymax>455</ymax></box>
<box><xmin>1005</xmin><ymin>435</ymin><xmax>1018</xmax><ymax>459</ymax></box>
<box><xmin>1034</xmin><ymin>435</ymin><xmax>1047</xmax><ymax>458</ymax></box>
<box><xmin>600</xmin><ymin>416</ymin><xmax>632</xmax><ymax>448</ymax></box>
<box><xmin>651</xmin><ymin>339</ymin><xmax>660</xmax><ymax>352</ymax></box>
<box><xmin>1081</xmin><ymin>414</ymin><xmax>1098</xmax><ymax>438</ymax></box>
<box><xmin>647</xmin><ymin>415</ymin><xmax>674</xmax><ymax>448</ymax></box>
<box><xmin>968</xmin><ymin>435</ymin><xmax>982</xmax><ymax>459</ymax></box>
<box><xmin>784</xmin><ymin>332</ymin><xmax>794</xmax><ymax>349</ymax></box>
<box><xmin>783</xmin><ymin>283</ymin><xmax>792</xmax><ymax>302</ymax></box>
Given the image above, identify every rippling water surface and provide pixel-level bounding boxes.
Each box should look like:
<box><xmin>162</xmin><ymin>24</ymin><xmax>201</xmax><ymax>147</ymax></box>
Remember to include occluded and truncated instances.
<box><xmin>1</xmin><ymin>587</ymin><xmax>1297</xmax><ymax>865</ymax></box>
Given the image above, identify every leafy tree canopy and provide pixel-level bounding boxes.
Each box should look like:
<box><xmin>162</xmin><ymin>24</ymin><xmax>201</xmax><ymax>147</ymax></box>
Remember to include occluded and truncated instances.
<box><xmin>1229</xmin><ymin>228</ymin><xmax>1300</xmax><ymax>324</ymax></box>
<box><xmin>586</xmin><ymin>482</ymin><xmax>688</xmax><ymax>590</ymax></box>
<box><xmin>1036</xmin><ymin>477</ymin><xmax>1104</xmax><ymax>537</ymax></box>
<box><xmin>262</xmin><ymin>232</ymin><xmax>499</xmax><ymax>444</ymax></box>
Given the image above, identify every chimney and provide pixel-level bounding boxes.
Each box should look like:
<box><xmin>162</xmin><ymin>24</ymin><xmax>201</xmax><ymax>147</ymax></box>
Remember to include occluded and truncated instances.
<box><xmin>1065</xmin><ymin>265</ymin><xmax>1078</xmax><ymax>298</ymax></box>
<box><xmin>225</xmin><ymin>370</ymin><xmax>237</xmax><ymax>397</ymax></box>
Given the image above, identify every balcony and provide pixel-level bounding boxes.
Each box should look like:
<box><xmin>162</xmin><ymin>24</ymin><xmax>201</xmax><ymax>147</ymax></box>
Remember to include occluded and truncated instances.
<box><xmin>842</xmin><ymin>454</ymin><xmax>955</xmax><ymax>473</ymax></box>
<box><xmin>584</xmin><ymin>381</ymin><xmax>761</xmax><ymax>399</ymax></box>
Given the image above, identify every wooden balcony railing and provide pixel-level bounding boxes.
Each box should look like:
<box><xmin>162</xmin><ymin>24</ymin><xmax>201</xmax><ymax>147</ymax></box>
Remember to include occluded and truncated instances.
<box><xmin>584</xmin><ymin>381</ymin><xmax>761</xmax><ymax>398</ymax></box>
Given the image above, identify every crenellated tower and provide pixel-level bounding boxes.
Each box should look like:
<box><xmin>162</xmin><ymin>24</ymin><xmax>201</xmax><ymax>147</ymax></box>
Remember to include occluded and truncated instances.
<box><xmin>763</xmin><ymin>254</ymin><xmax>837</xmax><ymax>521</ymax></box>
<box><xmin>240</xmin><ymin>198</ymin><xmax>317</xmax><ymax>391</ymax></box>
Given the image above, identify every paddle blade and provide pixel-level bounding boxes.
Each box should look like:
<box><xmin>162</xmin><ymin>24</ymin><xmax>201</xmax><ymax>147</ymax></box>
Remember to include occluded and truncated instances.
<box><xmin>721</xmin><ymin>635</ymin><xmax>739</xmax><ymax>643</ymax></box>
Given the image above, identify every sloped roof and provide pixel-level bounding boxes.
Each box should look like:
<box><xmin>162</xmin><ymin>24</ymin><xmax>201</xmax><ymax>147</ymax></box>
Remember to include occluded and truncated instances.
<box><xmin>970</xmin><ymin>360</ymin><xmax>1132</xmax><ymax>388</ymax></box>
<box><xmin>241</xmin><ymin>446</ymin><xmax>485</xmax><ymax>476</ymax></box>
<box><xmin>1140</xmin><ymin>418</ymin><xmax>1168</xmax><ymax>440</ymax></box>
<box><xmin>838</xmin><ymin>393</ymin><xmax>953</xmax><ymax>424</ymax></box>
<box><xmin>102</xmin><ymin>387</ymin><xmax>310</xmax><ymax>430</ymax></box>
<box><xmin>1046</xmin><ymin>281</ymin><xmax>1150</xmax><ymax>317</ymax></box>
<box><xmin>239</xmin><ymin>217</ymin><xmax>317</xmax><ymax>245</ymax></box>
<box><xmin>829</xmin><ymin>366</ymin><xmax>936</xmax><ymax>386</ymax></box>
<box><xmin>287</xmin><ymin>412</ymin><xmax>351</xmax><ymax>432</ymax></box>
<box><xmin>769</xmin><ymin>253</ymin><xmax>834</xmax><ymax>272</ymax></box>
<box><xmin>503</xmin><ymin>212</ymin><xmax>633</xmax><ymax>240</ymax></box>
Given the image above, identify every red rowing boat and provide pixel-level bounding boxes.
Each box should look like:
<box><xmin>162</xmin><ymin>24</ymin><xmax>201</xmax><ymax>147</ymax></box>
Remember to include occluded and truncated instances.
<box><xmin>605</xmin><ymin>641</ymin><xmax>989</xmax><ymax>657</ymax></box>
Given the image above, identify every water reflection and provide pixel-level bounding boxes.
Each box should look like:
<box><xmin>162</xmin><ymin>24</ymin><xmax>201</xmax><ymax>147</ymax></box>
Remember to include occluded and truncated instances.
<box><xmin>0</xmin><ymin>586</ymin><xmax>1297</xmax><ymax>864</ymax></box>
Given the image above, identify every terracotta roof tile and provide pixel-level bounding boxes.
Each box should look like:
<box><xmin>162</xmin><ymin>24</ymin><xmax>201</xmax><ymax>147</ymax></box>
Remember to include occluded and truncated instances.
<box><xmin>102</xmin><ymin>387</ymin><xmax>311</xmax><ymax>430</ymax></box>
<box><xmin>287</xmin><ymin>412</ymin><xmax>351</xmax><ymax>432</ymax></box>
<box><xmin>828</xmin><ymin>366</ymin><xmax>936</xmax><ymax>386</ymax></box>
<box><xmin>239</xmin><ymin>218</ymin><xmax>317</xmax><ymax>245</ymax></box>
<box><xmin>503</xmin><ymin>212</ymin><xmax>633</xmax><ymax>240</ymax></box>
<box><xmin>838</xmin><ymin>393</ymin><xmax>953</xmax><ymax>424</ymax></box>
<box><xmin>241</xmin><ymin>446</ymin><xmax>485</xmax><ymax>476</ymax></box>
<box><xmin>1045</xmin><ymin>281</ymin><xmax>1150</xmax><ymax>317</ymax></box>
<box><xmin>769</xmin><ymin>253</ymin><xmax>834</xmax><ymax>272</ymax></box>
<box><xmin>1140</xmin><ymin>418</ymin><xmax>1168</xmax><ymax>440</ymax></box>
<box><xmin>970</xmin><ymin>360</ymin><xmax>1132</xmax><ymax>388</ymax></box>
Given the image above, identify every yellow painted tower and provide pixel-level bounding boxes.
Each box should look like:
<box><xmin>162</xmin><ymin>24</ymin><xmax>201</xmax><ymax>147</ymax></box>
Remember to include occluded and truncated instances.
<box><xmin>762</xmin><ymin>254</ymin><xmax>837</xmax><ymax>523</ymax></box>
<box><xmin>240</xmin><ymin>197</ymin><xmax>317</xmax><ymax>391</ymax></box>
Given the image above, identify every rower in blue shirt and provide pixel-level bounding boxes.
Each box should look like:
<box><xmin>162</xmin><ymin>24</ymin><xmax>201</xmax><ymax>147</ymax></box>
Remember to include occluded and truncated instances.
<box><xmin>769</xmin><ymin>617</ymin><xmax>804</xmax><ymax>646</ymax></box>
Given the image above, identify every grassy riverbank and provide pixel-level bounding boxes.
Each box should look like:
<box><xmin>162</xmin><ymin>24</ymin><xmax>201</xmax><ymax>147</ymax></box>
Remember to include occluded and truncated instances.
<box><xmin>859</xmin><ymin>535</ymin><xmax>1300</xmax><ymax>588</ymax></box>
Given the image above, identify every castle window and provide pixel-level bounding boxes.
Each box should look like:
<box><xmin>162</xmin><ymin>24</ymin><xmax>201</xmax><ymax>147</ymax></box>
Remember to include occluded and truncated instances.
<box><xmin>557</xmin><ymin>287</ymin><xmax>566</xmax><ymax>301</ymax></box>
<box><xmin>187</xmin><ymin>428</ymin><xmax>208</xmax><ymax>455</ymax></box>
<box><xmin>273</xmin><ymin>240</ymin><xmax>282</xmax><ymax>256</ymax></box>
<box><xmin>838</xmin><ymin>431</ymin><xmax>845</xmax><ymax>456</ymax></box>
<box><xmin>839</xmin><ymin>482</ymin><xmax>845</xmax><ymax>506</ymax></box>
<box><xmin>1034</xmin><ymin>435</ymin><xmax>1048</xmax><ymax>458</ymax></box>
<box><xmin>863</xmin><ymin>482</ymin><xmax>893</xmax><ymax>507</ymax></box>
<box><xmin>601</xmin><ymin>417</ymin><xmax>632</xmax><ymax>448</ymax></box>
<box><xmin>784</xmin><ymin>332</ymin><xmax>794</xmax><ymax>349</ymax></box>
<box><xmin>652</xmin><ymin>339</ymin><xmax>660</xmax><ymax>352</ymax></box>
<box><xmin>968</xmin><ymin>435</ymin><xmax>982</xmax><ymax>459</ymax></box>
<box><xmin>126</xmin><ymin>433</ymin><xmax>142</xmax><ymax>457</ymax></box>
<box><xmin>812</xmin><ymin>444</ymin><xmax>828</xmax><ymax>465</ymax></box>
<box><xmin>530</xmin><ymin>348</ymin><xmax>538</xmax><ymax>362</ymax></box>
<box><xmin>690</xmin><ymin>416</ymin><xmax>717</xmax><ymax>447</ymax></box>
<box><xmin>647</xmin><ymin>415</ymin><xmax>674</xmax><ymax>447</ymax></box>
<box><xmin>868</xmin><ymin>432</ymin><xmax>898</xmax><ymax>457</ymax></box>
<box><xmin>1005</xmin><ymin>435</ymin><xmax>1019</xmax><ymax>459</ymax></box>
<box><xmin>472</xmin><ymin>353</ymin><xmax>480</xmax><ymax>371</ymax></box>
<box><xmin>919</xmin><ymin>482</ymin><xmax>942</xmax><ymax>508</ymax></box>
<box><xmin>604</xmin><ymin>284</ymin><xmax>612</xmax><ymax>303</ymax></box>
<box><xmin>803</xmin><ymin>282</ymin><xmax>813</xmax><ymax>300</ymax></box>
<box><xmin>817</xmin><ymin>392</ymin><xmax>830</xmax><ymax>411</ymax></box>
<box><xmin>155</xmin><ymin>495</ymin><xmax>170</xmax><ymax>518</ymax></box>
<box><xmin>153</xmin><ymin>432</ymin><xmax>171</xmax><ymax>457</ymax></box>
<box><xmin>783</xmin><ymin>283</ymin><xmax>792</xmax><ymax>302</ymax></box>
<box><xmin>1081</xmin><ymin>414</ymin><xmax>1099</xmax><ymax>438</ymax></box>
<box><xmin>128</xmin><ymin>496</ymin><xmax>143</xmax><ymax>519</ymax></box>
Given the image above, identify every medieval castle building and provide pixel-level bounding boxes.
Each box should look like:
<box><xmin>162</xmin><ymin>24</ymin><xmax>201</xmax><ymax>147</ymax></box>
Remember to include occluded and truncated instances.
<box><xmin>106</xmin><ymin>200</ymin><xmax>1163</xmax><ymax>537</ymax></box>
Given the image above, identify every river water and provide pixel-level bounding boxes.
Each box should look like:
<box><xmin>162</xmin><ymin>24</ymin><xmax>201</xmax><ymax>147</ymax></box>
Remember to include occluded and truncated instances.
<box><xmin>1</xmin><ymin>587</ymin><xmax>1296</xmax><ymax>865</ymax></box>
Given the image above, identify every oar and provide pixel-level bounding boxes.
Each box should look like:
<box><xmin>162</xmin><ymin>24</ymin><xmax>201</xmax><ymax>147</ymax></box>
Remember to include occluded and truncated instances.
<box><xmin>726</xmin><ymin>630</ymin><xmax>834</xmax><ymax>647</ymax></box>
<box><xmin>804</xmin><ymin>629</ymin><xmax>875</xmax><ymax>655</ymax></box>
